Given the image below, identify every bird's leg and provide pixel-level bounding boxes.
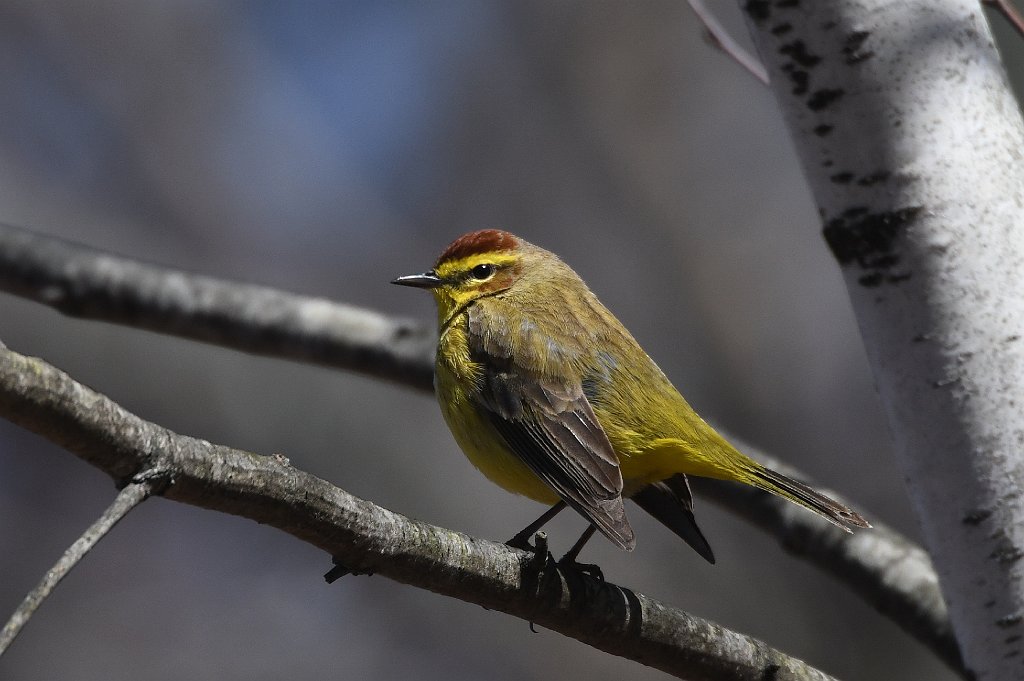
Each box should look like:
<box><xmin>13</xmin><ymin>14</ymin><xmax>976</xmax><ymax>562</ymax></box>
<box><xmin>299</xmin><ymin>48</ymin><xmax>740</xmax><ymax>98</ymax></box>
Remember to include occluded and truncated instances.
<box><xmin>507</xmin><ymin>501</ymin><xmax>567</xmax><ymax>550</ymax></box>
<box><xmin>558</xmin><ymin>525</ymin><xmax>603</xmax><ymax>581</ymax></box>
<box><xmin>560</xmin><ymin>524</ymin><xmax>597</xmax><ymax>563</ymax></box>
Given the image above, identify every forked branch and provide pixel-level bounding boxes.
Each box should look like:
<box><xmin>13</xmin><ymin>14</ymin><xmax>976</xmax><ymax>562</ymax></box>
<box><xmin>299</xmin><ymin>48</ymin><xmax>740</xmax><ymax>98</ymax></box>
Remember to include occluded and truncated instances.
<box><xmin>0</xmin><ymin>479</ymin><xmax>153</xmax><ymax>655</ymax></box>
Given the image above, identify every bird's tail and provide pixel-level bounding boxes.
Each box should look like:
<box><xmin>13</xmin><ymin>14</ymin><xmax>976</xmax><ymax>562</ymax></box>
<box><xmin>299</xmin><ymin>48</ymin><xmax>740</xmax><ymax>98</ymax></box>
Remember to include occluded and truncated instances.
<box><xmin>746</xmin><ymin>465</ymin><xmax>871</xmax><ymax>532</ymax></box>
<box><xmin>632</xmin><ymin>475</ymin><xmax>715</xmax><ymax>564</ymax></box>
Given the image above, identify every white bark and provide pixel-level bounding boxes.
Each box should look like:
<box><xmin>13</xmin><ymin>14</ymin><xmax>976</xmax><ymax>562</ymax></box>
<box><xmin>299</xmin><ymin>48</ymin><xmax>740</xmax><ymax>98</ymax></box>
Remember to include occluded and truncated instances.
<box><xmin>742</xmin><ymin>1</ymin><xmax>1024</xmax><ymax>678</ymax></box>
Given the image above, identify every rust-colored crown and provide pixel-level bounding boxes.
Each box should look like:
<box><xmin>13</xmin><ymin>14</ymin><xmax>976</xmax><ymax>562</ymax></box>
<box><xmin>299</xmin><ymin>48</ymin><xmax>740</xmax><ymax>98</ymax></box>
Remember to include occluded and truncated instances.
<box><xmin>436</xmin><ymin>229</ymin><xmax>519</xmax><ymax>266</ymax></box>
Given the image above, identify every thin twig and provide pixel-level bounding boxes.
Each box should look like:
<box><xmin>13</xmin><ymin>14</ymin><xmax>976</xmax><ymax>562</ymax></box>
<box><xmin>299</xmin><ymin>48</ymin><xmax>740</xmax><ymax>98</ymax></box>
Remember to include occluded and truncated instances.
<box><xmin>0</xmin><ymin>347</ymin><xmax>837</xmax><ymax>681</ymax></box>
<box><xmin>686</xmin><ymin>0</ymin><xmax>769</xmax><ymax>85</ymax></box>
<box><xmin>0</xmin><ymin>223</ymin><xmax>961</xmax><ymax>674</ymax></box>
<box><xmin>983</xmin><ymin>0</ymin><xmax>1024</xmax><ymax>38</ymax></box>
<box><xmin>0</xmin><ymin>480</ymin><xmax>153</xmax><ymax>655</ymax></box>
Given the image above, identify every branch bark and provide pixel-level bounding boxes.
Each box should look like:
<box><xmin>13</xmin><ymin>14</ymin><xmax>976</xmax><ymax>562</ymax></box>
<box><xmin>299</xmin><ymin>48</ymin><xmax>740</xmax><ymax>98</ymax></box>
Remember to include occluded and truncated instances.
<box><xmin>0</xmin><ymin>345</ymin><xmax>840</xmax><ymax>681</ymax></box>
<box><xmin>742</xmin><ymin>1</ymin><xmax>1024</xmax><ymax>677</ymax></box>
<box><xmin>0</xmin><ymin>222</ymin><xmax>962</xmax><ymax>674</ymax></box>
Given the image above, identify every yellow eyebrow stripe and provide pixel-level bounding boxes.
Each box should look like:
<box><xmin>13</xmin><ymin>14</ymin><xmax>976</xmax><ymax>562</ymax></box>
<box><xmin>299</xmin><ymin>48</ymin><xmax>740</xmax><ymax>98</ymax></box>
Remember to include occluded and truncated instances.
<box><xmin>436</xmin><ymin>253</ymin><xmax>518</xmax><ymax>278</ymax></box>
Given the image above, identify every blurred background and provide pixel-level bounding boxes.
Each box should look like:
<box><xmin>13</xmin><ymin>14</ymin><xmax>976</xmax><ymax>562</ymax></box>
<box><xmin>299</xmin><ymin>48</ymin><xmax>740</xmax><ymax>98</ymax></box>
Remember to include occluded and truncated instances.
<box><xmin>1</xmin><ymin>2</ymin><xmax>1019</xmax><ymax>680</ymax></box>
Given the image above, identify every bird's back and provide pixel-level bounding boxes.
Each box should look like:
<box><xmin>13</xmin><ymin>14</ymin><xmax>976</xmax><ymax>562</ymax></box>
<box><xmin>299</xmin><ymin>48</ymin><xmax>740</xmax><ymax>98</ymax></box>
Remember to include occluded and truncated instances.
<box><xmin>504</xmin><ymin>276</ymin><xmax>752</xmax><ymax>488</ymax></box>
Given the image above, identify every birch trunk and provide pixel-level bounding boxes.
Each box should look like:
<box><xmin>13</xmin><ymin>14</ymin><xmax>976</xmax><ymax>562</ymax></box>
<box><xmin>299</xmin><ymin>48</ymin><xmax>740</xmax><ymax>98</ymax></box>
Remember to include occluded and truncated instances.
<box><xmin>742</xmin><ymin>1</ymin><xmax>1024</xmax><ymax>678</ymax></box>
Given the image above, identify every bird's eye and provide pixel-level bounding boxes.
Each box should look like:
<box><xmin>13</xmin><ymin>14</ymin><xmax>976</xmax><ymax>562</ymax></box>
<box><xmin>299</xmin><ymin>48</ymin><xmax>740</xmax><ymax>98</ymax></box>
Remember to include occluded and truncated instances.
<box><xmin>471</xmin><ymin>264</ymin><xmax>495</xmax><ymax>280</ymax></box>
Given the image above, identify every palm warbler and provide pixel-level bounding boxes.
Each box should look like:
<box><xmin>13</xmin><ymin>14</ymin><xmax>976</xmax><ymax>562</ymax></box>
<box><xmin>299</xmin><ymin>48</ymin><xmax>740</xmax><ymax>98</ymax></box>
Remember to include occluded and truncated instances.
<box><xmin>394</xmin><ymin>229</ymin><xmax>869</xmax><ymax>563</ymax></box>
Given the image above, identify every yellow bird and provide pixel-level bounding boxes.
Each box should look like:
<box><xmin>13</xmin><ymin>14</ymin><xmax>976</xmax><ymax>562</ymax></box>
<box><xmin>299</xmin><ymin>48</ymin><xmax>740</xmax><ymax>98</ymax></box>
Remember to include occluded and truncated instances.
<box><xmin>393</xmin><ymin>229</ymin><xmax>869</xmax><ymax>564</ymax></box>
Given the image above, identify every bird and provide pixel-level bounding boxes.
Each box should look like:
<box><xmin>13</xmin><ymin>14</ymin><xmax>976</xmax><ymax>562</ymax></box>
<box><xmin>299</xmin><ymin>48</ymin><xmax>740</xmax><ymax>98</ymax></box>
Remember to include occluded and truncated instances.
<box><xmin>392</xmin><ymin>229</ymin><xmax>869</xmax><ymax>566</ymax></box>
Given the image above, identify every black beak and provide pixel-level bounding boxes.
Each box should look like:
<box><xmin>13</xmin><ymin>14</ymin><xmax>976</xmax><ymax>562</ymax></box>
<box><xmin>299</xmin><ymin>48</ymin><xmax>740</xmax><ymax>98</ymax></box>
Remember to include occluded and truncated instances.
<box><xmin>391</xmin><ymin>271</ymin><xmax>442</xmax><ymax>289</ymax></box>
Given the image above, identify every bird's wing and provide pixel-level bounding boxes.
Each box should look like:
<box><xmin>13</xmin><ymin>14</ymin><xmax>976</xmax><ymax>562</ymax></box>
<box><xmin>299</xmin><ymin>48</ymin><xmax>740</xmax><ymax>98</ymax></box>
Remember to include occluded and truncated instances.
<box><xmin>467</xmin><ymin>302</ymin><xmax>635</xmax><ymax>550</ymax></box>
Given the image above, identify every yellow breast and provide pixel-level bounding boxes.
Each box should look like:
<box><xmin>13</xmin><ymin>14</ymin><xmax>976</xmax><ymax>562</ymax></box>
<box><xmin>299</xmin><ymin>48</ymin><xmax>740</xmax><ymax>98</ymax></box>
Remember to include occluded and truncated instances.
<box><xmin>434</xmin><ymin>317</ymin><xmax>560</xmax><ymax>504</ymax></box>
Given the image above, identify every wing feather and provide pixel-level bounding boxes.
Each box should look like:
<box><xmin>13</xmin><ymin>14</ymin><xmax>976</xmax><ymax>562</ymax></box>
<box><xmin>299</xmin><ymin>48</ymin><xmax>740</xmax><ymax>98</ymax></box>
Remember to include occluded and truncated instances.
<box><xmin>467</xmin><ymin>302</ymin><xmax>635</xmax><ymax>550</ymax></box>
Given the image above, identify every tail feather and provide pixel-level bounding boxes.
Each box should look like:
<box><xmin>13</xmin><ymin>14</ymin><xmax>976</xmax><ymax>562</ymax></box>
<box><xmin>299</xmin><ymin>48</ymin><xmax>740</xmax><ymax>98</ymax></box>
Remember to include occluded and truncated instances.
<box><xmin>632</xmin><ymin>475</ymin><xmax>716</xmax><ymax>564</ymax></box>
<box><xmin>749</xmin><ymin>466</ymin><xmax>871</xmax><ymax>532</ymax></box>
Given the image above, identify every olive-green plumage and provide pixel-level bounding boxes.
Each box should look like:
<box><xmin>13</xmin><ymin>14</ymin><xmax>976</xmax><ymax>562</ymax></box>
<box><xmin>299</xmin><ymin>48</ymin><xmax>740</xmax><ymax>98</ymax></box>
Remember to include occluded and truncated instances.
<box><xmin>393</xmin><ymin>230</ymin><xmax>869</xmax><ymax>560</ymax></box>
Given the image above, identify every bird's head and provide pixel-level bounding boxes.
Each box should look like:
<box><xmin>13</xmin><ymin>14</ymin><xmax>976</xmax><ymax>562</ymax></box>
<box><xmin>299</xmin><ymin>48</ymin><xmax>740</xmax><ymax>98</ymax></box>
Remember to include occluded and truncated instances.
<box><xmin>392</xmin><ymin>229</ymin><xmax>532</xmax><ymax>323</ymax></box>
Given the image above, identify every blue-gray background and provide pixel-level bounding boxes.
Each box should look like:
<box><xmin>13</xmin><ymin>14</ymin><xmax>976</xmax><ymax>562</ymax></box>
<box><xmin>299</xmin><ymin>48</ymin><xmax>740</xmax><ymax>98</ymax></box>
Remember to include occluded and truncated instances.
<box><xmin>2</xmin><ymin>3</ymin><xmax>1017</xmax><ymax>680</ymax></box>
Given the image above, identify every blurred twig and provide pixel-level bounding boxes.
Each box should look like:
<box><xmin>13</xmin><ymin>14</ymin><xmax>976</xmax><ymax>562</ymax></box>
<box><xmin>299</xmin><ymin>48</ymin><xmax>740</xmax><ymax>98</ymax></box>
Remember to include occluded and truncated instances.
<box><xmin>0</xmin><ymin>479</ymin><xmax>153</xmax><ymax>656</ymax></box>
<box><xmin>0</xmin><ymin>346</ymin><xmax>838</xmax><ymax>681</ymax></box>
<box><xmin>983</xmin><ymin>0</ymin><xmax>1024</xmax><ymax>37</ymax></box>
<box><xmin>0</xmin><ymin>223</ymin><xmax>963</xmax><ymax>676</ymax></box>
<box><xmin>686</xmin><ymin>0</ymin><xmax>769</xmax><ymax>84</ymax></box>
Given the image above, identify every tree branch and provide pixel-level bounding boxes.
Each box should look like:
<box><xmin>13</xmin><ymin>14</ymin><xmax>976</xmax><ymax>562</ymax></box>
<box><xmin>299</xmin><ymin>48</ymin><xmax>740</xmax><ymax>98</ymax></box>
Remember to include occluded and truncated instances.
<box><xmin>0</xmin><ymin>478</ymin><xmax>153</xmax><ymax>656</ymax></box>
<box><xmin>0</xmin><ymin>345</ymin><xmax>840</xmax><ymax>681</ymax></box>
<box><xmin>0</xmin><ymin>223</ymin><xmax>435</xmax><ymax>389</ymax></box>
<box><xmin>0</xmin><ymin>223</ymin><xmax>961</xmax><ymax>674</ymax></box>
<box><xmin>742</xmin><ymin>1</ymin><xmax>1024</xmax><ymax>676</ymax></box>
